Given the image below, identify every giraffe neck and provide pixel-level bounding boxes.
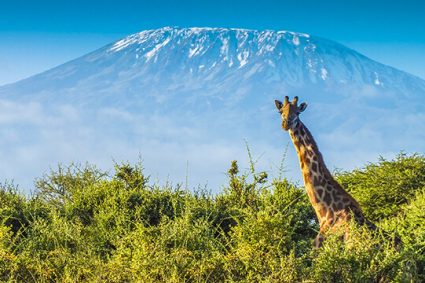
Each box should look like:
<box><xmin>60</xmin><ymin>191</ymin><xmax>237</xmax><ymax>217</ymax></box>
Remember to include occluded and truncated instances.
<box><xmin>289</xmin><ymin>121</ymin><xmax>332</xmax><ymax>187</ymax></box>
<box><xmin>288</xmin><ymin>121</ymin><xmax>350</xmax><ymax>223</ymax></box>
<box><xmin>286</xmin><ymin>120</ymin><xmax>374</xmax><ymax>240</ymax></box>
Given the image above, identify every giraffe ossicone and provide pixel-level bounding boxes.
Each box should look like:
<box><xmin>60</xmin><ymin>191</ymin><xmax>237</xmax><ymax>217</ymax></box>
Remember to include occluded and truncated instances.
<box><xmin>275</xmin><ymin>96</ymin><xmax>377</xmax><ymax>248</ymax></box>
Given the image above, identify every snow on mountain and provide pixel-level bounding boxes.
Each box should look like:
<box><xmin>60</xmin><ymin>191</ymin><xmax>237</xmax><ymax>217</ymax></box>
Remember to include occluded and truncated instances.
<box><xmin>0</xmin><ymin>27</ymin><xmax>424</xmax><ymax>191</ymax></box>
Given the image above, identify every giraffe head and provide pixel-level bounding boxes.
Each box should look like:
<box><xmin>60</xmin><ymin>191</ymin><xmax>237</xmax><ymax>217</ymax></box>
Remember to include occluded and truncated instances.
<box><xmin>274</xmin><ymin>96</ymin><xmax>307</xmax><ymax>131</ymax></box>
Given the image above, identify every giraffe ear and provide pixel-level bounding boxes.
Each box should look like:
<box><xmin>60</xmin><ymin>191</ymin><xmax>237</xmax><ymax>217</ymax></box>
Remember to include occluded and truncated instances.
<box><xmin>298</xmin><ymin>102</ymin><xmax>307</xmax><ymax>113</ymax></box>
<box><xmin>274</xmin><ymin>100</ymin><xmax>283</xmax><ymax>111</ymax></box>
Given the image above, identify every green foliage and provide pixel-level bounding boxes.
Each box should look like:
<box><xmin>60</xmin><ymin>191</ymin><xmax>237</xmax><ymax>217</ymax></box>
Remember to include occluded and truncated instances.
<box><xmin>0</xmin><ymin>154</ymin><xmax>424</xmax><ymax>282</ymax></box>
<box><xmin>336</xmin><ymin>153</ymin><xmax>425</xmax><ymax>221</ymax></box>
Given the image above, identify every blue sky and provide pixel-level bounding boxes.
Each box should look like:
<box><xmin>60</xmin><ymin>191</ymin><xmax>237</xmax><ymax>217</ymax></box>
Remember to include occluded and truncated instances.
<box><xmin>0</xmin><ymin>0</ymin><xmax>424</xmax><ymax>85</ymax></box>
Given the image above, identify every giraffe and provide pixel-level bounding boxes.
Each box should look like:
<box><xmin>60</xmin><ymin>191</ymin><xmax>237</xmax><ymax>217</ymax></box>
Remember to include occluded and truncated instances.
<box><xmin>274</xmin><ymin>96</ymin><xmax>377</xmax><ymax>248</ymax></box>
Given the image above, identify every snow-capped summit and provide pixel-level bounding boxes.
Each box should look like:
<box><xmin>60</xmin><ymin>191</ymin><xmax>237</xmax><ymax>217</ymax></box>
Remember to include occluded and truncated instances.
<box><xmin>104</xmin><ymin>26</ymin><xmax>425</xmax><ymax>93</ymax></box>
<box><xmin>2</xmin><ymin>26</ymin><xmax>425</xmax><ymax>104</ymax></box>
<box><xmin>0</xmin><ymin>27</ymin><xmax>424</xmax><ymax>192</ymax></box>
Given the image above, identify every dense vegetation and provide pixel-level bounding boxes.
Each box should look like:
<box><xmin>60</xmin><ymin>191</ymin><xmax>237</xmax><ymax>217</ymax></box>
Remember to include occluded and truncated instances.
<box><xmin>0</xmin><ymin>153</ymin><xmax>424</xmax><ymax>282</ymax></box>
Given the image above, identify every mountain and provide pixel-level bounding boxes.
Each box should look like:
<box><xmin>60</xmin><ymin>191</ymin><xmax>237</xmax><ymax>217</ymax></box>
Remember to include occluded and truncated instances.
<box><xmin>0</xmin><ymin>27</ymin><xmax>424</xmax><ymax>191</ymax></box>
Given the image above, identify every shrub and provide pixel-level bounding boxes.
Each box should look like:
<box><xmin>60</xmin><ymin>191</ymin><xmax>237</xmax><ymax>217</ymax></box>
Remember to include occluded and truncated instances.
<box><xmin>336</xmin><ymin>153</ymin><xmax>425</xmax><ymax>221</ymax></box>
<box><xmin>0</xmin><ymin>153</ymin><xmax>423</xmax><ymax>281</ymax></box>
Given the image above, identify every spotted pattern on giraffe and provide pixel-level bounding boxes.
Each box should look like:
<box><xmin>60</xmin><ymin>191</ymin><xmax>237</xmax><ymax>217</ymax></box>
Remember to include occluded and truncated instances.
<box><xmin>275</xmin><ymin>96</ymin><xmax>380</xmax><ymax>248</ymax></box>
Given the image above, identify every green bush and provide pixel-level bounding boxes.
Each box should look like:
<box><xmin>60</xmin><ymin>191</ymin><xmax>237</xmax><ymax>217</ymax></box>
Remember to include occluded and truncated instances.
<box><xmin>336</xmin><ymin>153</ymin><xmax>425</xmax><ymax>221</ymax></box>
<box><xmin>0</xmin><ymin>154</ymin><xmax>423</xmax><ymax>282</ymax></box>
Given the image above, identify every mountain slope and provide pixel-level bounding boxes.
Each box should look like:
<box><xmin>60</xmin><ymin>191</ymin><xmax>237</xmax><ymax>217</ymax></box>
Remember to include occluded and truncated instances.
<box><xmin>2</xmin><ymin>27</ymin><xmax>425</xmax><ymax>102</ymax></box>
<box><xmin>0</xmin><ymin>27</ymin><xmax>424</xmax><ymax>191</ymax></box>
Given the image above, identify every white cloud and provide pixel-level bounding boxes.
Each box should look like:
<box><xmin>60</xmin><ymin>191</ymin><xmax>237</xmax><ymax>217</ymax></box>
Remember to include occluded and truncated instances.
<box><xmin>0</xmin><ymin>87</ymin><xmax>424</xmax><ymax>195</ymax></box>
